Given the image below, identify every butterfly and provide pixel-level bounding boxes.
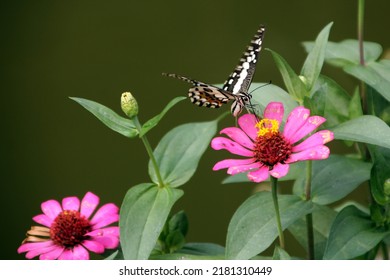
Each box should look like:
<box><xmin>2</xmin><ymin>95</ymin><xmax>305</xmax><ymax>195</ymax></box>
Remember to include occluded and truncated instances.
<box><xmin>163</xmin><ymin>25</ymin><xmax>265</xmax><ymax>117</ymax></box>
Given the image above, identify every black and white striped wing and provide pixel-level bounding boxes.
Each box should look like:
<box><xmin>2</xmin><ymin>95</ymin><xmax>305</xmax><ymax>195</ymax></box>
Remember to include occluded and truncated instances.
<box><xmin>163</xmin><ymin>73</ymin><xmax>235</xmax><ymax>108</ymax></box>
<box><xmin>163</xmin><ymin>25</ymin><xmax>265</xmax><ymax>117</ymax></box>
<box><xmin>223</xmin><ymin>25</ymin><xmax>266</xmax><ymax>95</ymax></box>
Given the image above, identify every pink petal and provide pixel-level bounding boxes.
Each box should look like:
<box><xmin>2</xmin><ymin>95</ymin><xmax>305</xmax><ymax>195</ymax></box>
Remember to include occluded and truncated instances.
<box><xmin>86</xmin><ymin>226</ymin><xmax>120</xmax><ymax>238</ymax></box>
<box><xmin>220</xmin><ymin>127</ymin><xmax>255</xmax><ymax>149</ymax></box>
<box><xmin>62</xmin><ymin>196</ymin><xmax>80</xmax><ymax>211</ymax></box>
<box><xmin>238</xmin><ymin>113</ymin><xmax>258</xmax><ymax>140</ymax></box>
<box><xmin>91</xmin><ymin>235</ymin><xmax>119</xmax><ymax>249</ymax></box>
<box><xmin>58</xmin><ymin>248</ymin><xmax>74</xmax><ymax>260</ymax></box>
<box><xmin>17</xmin><ymin>240</ymin><xmax>54</xmax><ymax>253</ymax></box>
<box><xmin>92</xmin><ymin>214</ymin><xmax>120</xmax><ymax>229</ymax></box>
<box><xmin>286</xmin><ymin>145</ymin><xmax>330</xmax><ymax>163</ymax></box>
<box><xmin>264</xmin><ymin>102</ymin><xmax>284</xmax><ymax>124</ymax></box>
<box><xmin>41</xmin><ymin>200</ymin><xmax>62</xmax><ymax>221</ymax></box>
<box><xmin>25</xmin><ymin>244</ymin><xmax>60</xmax><ymax>259</ymax></box>
<box><xmin>247</xmin><ymin>165</ymin><xmax>270</xmax><ymax>182</ymax></box>
<box><xmin>39</xmin><ymin>246</ymin><xmax>65</xmax><ymax>260</ymax></box>
<box><xmin>81</xmin><ymin>240</ymin><xmax>105</xmax><ymax>254</ymax></box>
<box><xmin>211</xmin><ymin>137</ymin><xmax>254</xmax><ymax>157</ymax></box>
<box><xmin>212</xmin><ymin>158</ymin><xmax>257</xmax><ymax>171</ymax></box>
<box><xmin>227</xmin><ymin>162</ymin><xmax>262</xmax><ymax>175</ymax></box>
<box><xmin>90</xmin><ymin>203</ymin><xmax>119</xmax><ymax>226</ymax></box>
<box><xmin>292</xmin><ymin>130</ymin><xmax>334</xmax><ymax>152</ymax></box>
<box><xmin>283</xmin><ymin>106</ymin><xmax>310</xmax><ymax>140</ymax></box>
<box><xmin>269</xmin><ymin>163</ymin><xmax>290</xmax><ymax>178</ymax></box>
<box><xmin>72</xmin><ymin>245</ymin><xmax>90</xmax><ymax>260</ymax></box>
<box><xmin>288</xmin><ymin>116</ymin><xmax>326</xmax><ymax>144</ymax></box>
<box><xmin>80</xmin><ymin>192</ymin><xmax>100</xmax><ymax>219</ymax></box>
<box><xmin>32</xmin><ymin>214</ymin><xmax>53</xmax><ymax>227</ymax></box>
<box><xmin>87</xmin><ymin>227</ymin><xmax>120</xmax><ymax>249</ymax></box>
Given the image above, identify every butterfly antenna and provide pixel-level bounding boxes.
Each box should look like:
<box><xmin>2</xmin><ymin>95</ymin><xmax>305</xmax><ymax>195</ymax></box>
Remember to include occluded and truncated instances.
<box><xmin>249</xmin><ymin>80</ymin><xmax>272</xmax><ymax>94</ymax></box>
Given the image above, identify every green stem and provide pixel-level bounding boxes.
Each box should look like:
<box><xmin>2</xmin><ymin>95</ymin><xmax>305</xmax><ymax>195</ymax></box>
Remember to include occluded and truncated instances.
<box><xmin>304</xmin><ymin>160</ymin><xmax>312</xmax><ymax>200</ymax></box>
<box><xmin>304</xmin><ymin>160</ymin><xmax>315</xmax><ymax>259</ymax></box>
<box><xmin>271</xmin><ymin>176</ymin><xmax>285</xmax><ymax>249</ymax></box>
<box><xmin>357</xmin><ymin>0</ymin><xmax>365</xmax><ymax>66</ymax></box>
<box><xmin>134</xmin><ymin>116</ymin><xmax>165</xmax><ymax>187</ymax></box>
<box><xmin>357</xmin><ymin>0</ymin><xmax>367</xmax><ymax>115</ymax></box>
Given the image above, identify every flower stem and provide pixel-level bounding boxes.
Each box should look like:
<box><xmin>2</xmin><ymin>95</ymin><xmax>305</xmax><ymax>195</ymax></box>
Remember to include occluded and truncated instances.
<box><xmin>304</xmin><ymin>160</ymin><xmax>315</xmax><ymax>259</ymax></box>
<box><xmin>357</xmin><ymin>0</ymin><xmax>367</xmax><ymax>115</ymax></box>
<box><xmin>357</xmin><ymin>0</ymin><xmax>371</xmax><ymax>162</ymax></box>
<box><xmin>134</xmin><ymin>116</ymin><xmax>165</xmax><ymax>187</ymax></box>
<box><xmin>304</xmin><ymin>160</ymin><xmax>312</xmax><ymax>200</ymax></box>
<box><xmin>358</xmin><ymin>0</ymin><xmax>365</xmax><ymax>66</ymax></box>
<box><xmin>271</xmin><ymin>176</ymin><xmax>285</xmax><ymax>249</ymax></box>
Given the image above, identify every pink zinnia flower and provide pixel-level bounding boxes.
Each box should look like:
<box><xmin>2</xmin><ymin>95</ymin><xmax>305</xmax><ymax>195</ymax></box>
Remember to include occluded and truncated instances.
<box><xmin>18</xmin><ymin>192</ymin><xmax>119</xmax><ymax>260</ymax></box>
<box><xmin>211</xmin><ymin>102</ymin><xmax>334</xmax><ymax>182</ymax></box>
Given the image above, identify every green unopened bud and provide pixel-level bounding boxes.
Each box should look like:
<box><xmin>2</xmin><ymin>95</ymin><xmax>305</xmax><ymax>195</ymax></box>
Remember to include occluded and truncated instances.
<box><xmin>121</xmin><ymin>91</ymin><xmax>138</xmax><ymax>118</ymax></box>
<box><xmin>384</xmin><ymin>178</ymin><xmax>390</xmax><ymax>196</ymax></box>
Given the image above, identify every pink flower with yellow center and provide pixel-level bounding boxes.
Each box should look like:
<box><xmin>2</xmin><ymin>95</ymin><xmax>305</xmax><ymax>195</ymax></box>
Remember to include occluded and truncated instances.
<box><xmin>211</xmin><ymin>102</ymin><xmax>334</xmax><ymax>182</ymax></box>
<box><xmin>17</xmin><ymin>192</ymin><xmax>119</xmax><ymax>260</ymax></box>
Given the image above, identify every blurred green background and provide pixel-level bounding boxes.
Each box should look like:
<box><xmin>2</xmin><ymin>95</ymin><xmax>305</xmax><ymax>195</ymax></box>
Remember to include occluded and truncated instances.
<box><xmin>1</xmin><ymin>0</ymin><xmax>389</xmax><ymax>260</ymax></box>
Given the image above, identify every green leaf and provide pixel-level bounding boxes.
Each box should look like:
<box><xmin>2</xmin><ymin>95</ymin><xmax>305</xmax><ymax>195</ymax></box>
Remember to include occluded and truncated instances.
<box><xmin>226</xmin><ymin>192</ymin><xmax>313</xmax><ymax>260</ymax></box>
<box><xmin>293</xmin><ymin>155</ymin><xmax>372</xmax><ymax>205</ymax></box>
<box><xmin>289</xmin><ymin>204</ymin><xmax>337</xmax><ymax>260</ymax></box>
<box><xmin>272</xmin><ymin>246</ymin><xmax>291</xmax><ymax>260</ymax></box>
<box><xmin>303</xmin><ymin>91</ymin><xmax>325</xmax><ymax>117</ymax></box>
<box><xmin>349</xmin><ymin>87</ymin><xmax>363</xmax><ymax>120</ymax></box>
<box><xmin>149</xmin><ymin>120</ymin><xmax>217</xmax><ymax>187</ymax></box>
<box><xmin>140</xmin><ymin>96</ymin><xmax>186</xmax><ymax>137</ymax></box>
<box><xmin>179</xmin><ymin>243</ymin><xmax>225</xmax><ymax>256</ymax></box>
<box><xmin>222</xmin><ymin>161</ymin><xmax>305</xmax><ymax>184</ymax></box>
<box><xmin>367</xmin><ymin>86</ymin><xmax>390</xmax><ymax>125</ymax></box>
<box><xmin>163</xmin><ymin>210</ymin><xmax>189</xmax><ymax>253</ymax></box>
<box><xmin>120</xmin><ymin>183</ymin><xmax>183</xmax><ymax>259</ymax></box>
<box><xmin>306</xmin><ymin>38</ymin><xmax>390</xmax><ymax>104</ymax></box>
<box><xmin>344</xmin><ymin>60</ymin><xmax>390</xmax><ymax>102</ymax></box>
<box><xmin>312</xmin><ymin>75</ymin><xmax>350</xmax><ymax>128</ymax></box>
<box><xmin>104</xmin><ymin>249</ymin><xmax>124</xmax><ymax>260</ymax></box>
<box><xmin>249</xmin><ymin>83</ymin><xmax>299</xmax><ymax>118</ymax></box>
<box><xmin>306</xmin><ymin>38</ymin><xmax>390</xmax><ymax>102</ymax></box>
<box><xmin>303</xmin><ymin>40</ymin><xmax>383</xmax><ymax>67</ymax></box>
<box><xmin>168</xmin><ymin>210</ymin><xmax>189</xmax><ymax>236</ymax></box>
<box><xmin>323</xmin><ymin>205</ymin><xmax>390</xmax><ymax>259</ymax></box>
<box><xmin>165</xmin><ymin>230</ymin><xmax>186</xmax><ymax>253</ymax></box>
<box><xmin>151</xmin><ymin>243</ymin><xmax>225</xmax><ymax>260</ymax></box>
<box><xmin>70</xmin><ymin>97</ymin><xmax>138</xmax><ymax>138</ymax></box>
<box><xmin>267</xmin><ymin>49</ymin><xmax>307</xmax><ymax>101</ymax></box>
<box><xmin>369</xmin><ymin>147</ymin><xmax>390</xmax><ymax>205</ymax></box>
<box><xmin>301</xmin><ymin>22</ymin><xmax>333</xmax><ymax>91</ymax></box>
<box><xmin>333</xmin><ymin>115</ymin><xmax>390</xmax><ymax>149</ymax></box>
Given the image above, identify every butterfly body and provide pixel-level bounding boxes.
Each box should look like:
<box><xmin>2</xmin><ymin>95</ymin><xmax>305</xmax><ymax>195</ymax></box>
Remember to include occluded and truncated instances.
<box><xmin>164</xmin><ymin>25</ymin><xmax>265</xmax><ymax>117</ymax></box>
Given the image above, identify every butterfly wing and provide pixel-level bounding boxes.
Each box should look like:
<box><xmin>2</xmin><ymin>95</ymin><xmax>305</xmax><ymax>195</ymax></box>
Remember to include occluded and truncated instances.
<box><xmin>162</xmin><ymin>25</ymin><xmax>266</xmax><ymax>117</ymax></box>
<box><xmin>163</xmin><ymin>73</ymin><xmax>235</xmax><ymax>108</ymax></box>
<box><xmin>223</xmin><ymin>25</ymin><xmax>266</xmax><ymax>95</ymax></box>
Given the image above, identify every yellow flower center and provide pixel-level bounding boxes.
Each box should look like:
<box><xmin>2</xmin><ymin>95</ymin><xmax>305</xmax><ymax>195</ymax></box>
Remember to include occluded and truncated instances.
<box><xmin>256</xmin><ymin>119</ymin><xmax>280</xmax><ymax>137</ymax></box>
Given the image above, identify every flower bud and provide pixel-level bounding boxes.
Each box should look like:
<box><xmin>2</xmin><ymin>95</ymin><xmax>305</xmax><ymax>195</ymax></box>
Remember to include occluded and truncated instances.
<box><xmin>121</xmin><ymin>92</ymin><xmax>138</xmax><ymax>118</ymax></box>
